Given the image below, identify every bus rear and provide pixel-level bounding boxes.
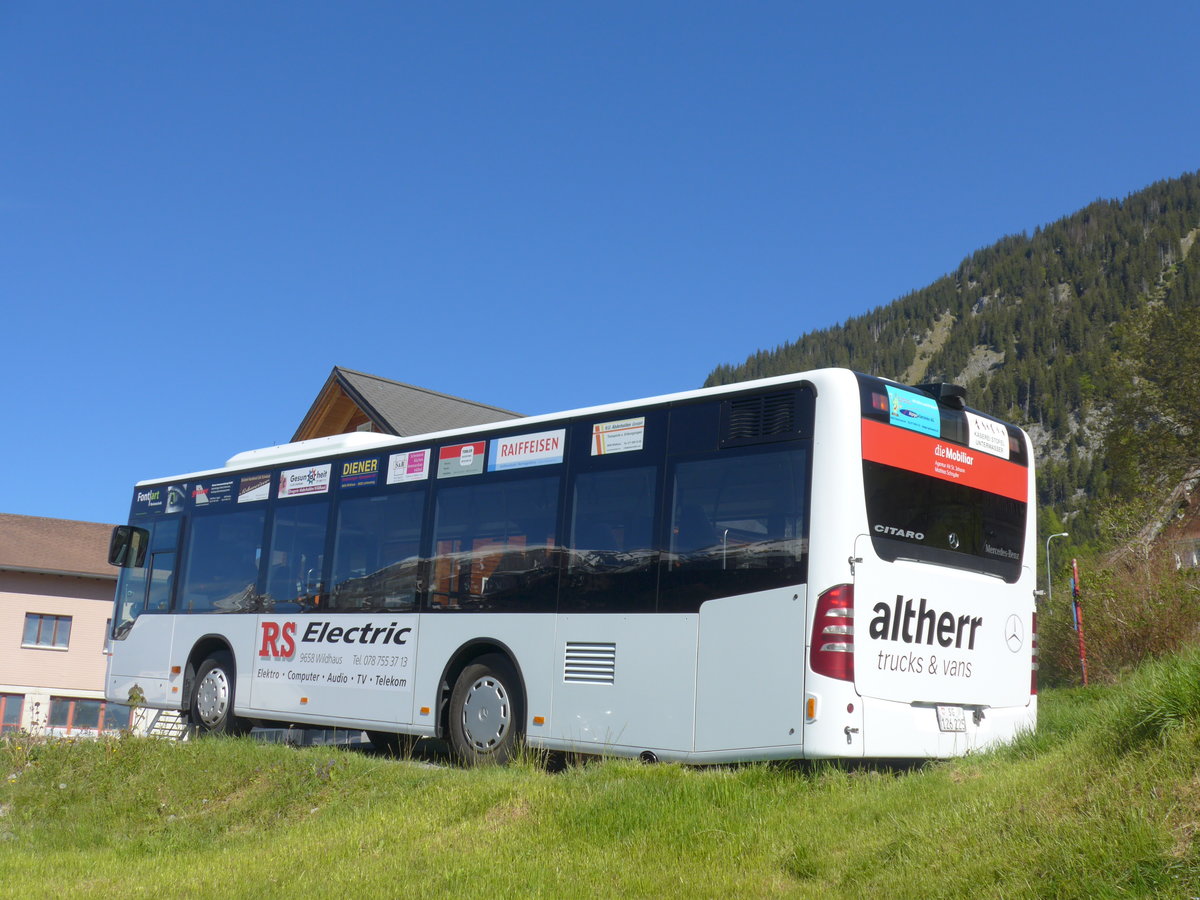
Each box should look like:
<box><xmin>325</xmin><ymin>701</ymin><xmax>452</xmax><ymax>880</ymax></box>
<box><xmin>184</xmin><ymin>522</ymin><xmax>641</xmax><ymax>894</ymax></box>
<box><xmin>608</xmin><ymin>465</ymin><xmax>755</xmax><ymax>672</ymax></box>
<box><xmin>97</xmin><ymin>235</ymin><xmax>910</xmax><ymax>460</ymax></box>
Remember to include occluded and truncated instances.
<box><xmin>805</xmin><ymin>373</ymin><xmax>1036</xmax><ymax>758</ymax></box>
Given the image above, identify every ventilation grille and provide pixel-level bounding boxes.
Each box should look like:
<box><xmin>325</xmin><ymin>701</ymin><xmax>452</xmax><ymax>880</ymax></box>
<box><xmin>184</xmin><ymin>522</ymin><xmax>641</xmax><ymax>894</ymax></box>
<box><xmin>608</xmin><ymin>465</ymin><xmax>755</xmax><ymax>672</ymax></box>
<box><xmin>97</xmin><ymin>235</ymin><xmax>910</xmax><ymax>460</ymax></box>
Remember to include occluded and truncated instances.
<box><xmin>723</xmin><ymin>392</ymin><xmax>797</xmax><ymax>445</ymax></box>
<box><xmin>564</xmin><ymin>642</ymin><xmax>616</xmax><ymax>684</ymax></box>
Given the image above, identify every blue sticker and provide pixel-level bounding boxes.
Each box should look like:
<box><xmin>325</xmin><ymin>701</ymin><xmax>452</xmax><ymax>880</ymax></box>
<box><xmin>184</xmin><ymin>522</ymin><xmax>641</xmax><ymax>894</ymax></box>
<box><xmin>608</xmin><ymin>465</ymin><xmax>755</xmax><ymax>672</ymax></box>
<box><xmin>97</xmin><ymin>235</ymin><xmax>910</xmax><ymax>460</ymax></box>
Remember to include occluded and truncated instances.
<box><xmin>885</xmin><ymin>386</ymin><xmax>940</xmax><ymax>437</ymax></box>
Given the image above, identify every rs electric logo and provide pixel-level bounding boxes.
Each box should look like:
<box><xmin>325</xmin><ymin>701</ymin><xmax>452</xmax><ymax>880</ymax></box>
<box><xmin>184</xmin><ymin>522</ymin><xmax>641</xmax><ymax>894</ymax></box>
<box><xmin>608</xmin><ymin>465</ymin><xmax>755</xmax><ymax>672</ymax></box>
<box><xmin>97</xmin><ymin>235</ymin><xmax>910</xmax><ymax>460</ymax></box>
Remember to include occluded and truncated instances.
<box><xmin>259</xmin><ymin>620</ymin><xmax>413</xmax><ymax>658</ymax></box>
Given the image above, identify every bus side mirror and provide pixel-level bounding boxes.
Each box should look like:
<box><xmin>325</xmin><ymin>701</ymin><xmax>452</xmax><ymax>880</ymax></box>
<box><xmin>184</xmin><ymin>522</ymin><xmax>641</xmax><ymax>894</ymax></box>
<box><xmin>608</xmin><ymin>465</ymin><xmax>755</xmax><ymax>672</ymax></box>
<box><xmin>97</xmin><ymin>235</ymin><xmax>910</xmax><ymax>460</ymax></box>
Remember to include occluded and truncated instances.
<box><xmin>109</xmin><ymin>525</ymin><xmax>150</xmax><ymax>568</ymax></box>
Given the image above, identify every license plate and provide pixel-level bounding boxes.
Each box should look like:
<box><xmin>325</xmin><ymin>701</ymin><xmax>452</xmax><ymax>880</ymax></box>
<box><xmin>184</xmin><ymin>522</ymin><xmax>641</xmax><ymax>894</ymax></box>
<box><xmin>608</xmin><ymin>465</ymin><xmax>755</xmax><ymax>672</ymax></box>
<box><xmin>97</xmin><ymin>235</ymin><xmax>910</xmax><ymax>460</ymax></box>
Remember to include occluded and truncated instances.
<box><xmin>936</xmin><ymin>705</ymin><xmax>967</xmax><ymax>732</ymax></box>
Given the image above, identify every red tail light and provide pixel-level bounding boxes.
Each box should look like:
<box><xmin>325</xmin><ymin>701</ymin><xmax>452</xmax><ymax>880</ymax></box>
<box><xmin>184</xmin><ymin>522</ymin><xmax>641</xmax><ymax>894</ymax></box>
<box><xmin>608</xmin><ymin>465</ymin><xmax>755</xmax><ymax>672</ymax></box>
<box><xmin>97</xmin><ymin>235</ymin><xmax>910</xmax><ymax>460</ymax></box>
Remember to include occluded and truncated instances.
<box><xmin>1031</xmin><ymin>612</ymin><xmax>1038</xmax><ymax>695</ymax></box>
<box><xmin>810</xmin><ymin>584</ymin><xmax>854</xmax><ymax>681</ymax></box>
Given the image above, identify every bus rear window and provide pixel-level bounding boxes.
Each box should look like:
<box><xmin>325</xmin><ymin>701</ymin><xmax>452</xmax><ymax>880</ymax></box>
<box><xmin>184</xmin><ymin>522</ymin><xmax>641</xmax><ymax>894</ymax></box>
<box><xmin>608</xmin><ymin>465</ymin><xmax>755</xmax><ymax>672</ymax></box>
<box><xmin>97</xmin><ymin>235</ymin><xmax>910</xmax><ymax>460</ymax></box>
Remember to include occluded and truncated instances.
<box><xmin>863</xmin><ymin>461</ymin><xmax>1026</xmax><ymax>582</ymax></box>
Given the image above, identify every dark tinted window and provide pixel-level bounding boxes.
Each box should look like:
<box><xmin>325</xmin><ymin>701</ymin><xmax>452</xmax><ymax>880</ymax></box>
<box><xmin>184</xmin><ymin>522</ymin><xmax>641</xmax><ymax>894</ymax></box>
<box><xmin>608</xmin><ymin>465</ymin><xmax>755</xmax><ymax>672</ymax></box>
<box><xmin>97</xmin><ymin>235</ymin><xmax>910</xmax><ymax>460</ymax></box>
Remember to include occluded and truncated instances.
<box><xmin>330</xmin><ymin>491</ymin><xmax>424</xmax><ymax>612</ymax></box>
<box><xmin>112</xmin><ymin>518</ymin><xmax>179</xmax><ymax>633</ymax></box>
<box><xmin>863</xmin><ymin>462</ymin><xmax>1025</xmax><ymax>581</ymax></box>
<box><xmin>660</xmin><ymin>447</ymin><xmax>809</xmax><ymax>610</ymax></box>
<box><xmin>179</xmin><ymin>509</ymin><xmax>265</xmax><ymax>613</ymax></box>
<box><xmin>429</xmin><ymin>475</ymin><xmax>559</xmax><ymax>612</ymax></box>
<box><xmin>264</xmin><ymin>502</ymin><xmax>329</xmax><ymax>612</ymax></box>
<box><xmin>563</xmin><ymin>466</ymin><xmax>659</xmax><ymax>612</ymax></box>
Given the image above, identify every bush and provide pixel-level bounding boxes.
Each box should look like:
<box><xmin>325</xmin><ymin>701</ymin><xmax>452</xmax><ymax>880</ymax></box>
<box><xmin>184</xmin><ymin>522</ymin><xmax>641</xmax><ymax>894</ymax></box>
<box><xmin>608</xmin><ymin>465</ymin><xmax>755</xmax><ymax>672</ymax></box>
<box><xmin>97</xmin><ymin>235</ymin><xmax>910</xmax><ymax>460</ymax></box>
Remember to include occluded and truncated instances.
<box><xmin>1039</xmin><ymin>549</ymin><xmax>1200</xmax><ymax>686</ymax></box>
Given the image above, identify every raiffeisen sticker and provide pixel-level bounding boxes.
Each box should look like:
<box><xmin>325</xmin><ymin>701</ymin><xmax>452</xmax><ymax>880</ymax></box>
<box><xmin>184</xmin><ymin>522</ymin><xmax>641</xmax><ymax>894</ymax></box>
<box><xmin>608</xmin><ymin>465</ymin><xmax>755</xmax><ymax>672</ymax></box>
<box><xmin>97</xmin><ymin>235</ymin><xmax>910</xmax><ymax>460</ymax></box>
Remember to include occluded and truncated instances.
<box><xmin>488</xmin><ymin>429</ymin><xmax>565</xmax><ymax>471</ymax></box>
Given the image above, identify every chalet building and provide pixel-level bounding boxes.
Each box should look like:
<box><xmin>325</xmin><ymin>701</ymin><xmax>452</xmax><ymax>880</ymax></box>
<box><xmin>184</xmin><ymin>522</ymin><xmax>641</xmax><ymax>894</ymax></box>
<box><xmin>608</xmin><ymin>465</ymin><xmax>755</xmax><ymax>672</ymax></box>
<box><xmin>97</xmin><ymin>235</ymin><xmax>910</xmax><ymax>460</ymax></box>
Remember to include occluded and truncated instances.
<box><xmin>0</xmin><ymin>514</ymin><xmax>124</xmax><ymax>736</ymax></box>
<box><xmin>2</xmin><ymin>368</ymin><xmax>519</xmax><ymax>737</ymax></box>
<box><xmin>293</xmin><ymin>366</ymin><xmax>518</xmax><ymax>441</ymax></box>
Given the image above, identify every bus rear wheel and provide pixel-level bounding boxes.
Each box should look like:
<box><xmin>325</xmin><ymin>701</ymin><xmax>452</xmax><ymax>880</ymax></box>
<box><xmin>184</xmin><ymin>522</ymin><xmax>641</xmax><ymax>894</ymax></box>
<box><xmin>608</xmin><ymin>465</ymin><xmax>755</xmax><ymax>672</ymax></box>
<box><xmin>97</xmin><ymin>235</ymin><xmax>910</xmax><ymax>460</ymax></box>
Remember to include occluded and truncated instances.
<box><xmin>448</xmin><ymin>655</ymin><xmax>522</xmax><ymax>766</ymax></box>
<box><xmin>190</xmin><ymin>651</ymin><xmax>249</xmax><ymax>736</ymax></box>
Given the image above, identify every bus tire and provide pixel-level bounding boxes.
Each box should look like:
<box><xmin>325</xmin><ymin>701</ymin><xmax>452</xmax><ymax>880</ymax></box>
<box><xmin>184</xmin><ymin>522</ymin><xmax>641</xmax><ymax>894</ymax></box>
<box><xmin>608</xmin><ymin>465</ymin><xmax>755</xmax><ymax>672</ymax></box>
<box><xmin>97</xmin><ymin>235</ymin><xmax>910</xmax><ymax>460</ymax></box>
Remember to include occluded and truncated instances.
<box><xmin>448</xmin><ymin>655</ymin><xmax>522</xmax><ymax>766</ymax></box>
<box><xmin>190</xmin><ymin>651</ymin><xmax>249</xmax><ymax>736</ymax></box>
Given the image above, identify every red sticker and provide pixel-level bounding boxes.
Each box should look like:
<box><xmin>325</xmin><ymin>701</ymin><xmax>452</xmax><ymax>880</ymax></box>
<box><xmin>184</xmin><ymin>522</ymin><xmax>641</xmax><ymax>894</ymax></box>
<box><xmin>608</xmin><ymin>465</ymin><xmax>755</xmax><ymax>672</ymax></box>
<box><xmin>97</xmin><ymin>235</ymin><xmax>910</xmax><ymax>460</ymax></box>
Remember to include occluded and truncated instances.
<box><xmin>861</xmin><ymin>419</ymin><xmax>1027</xmax><ymax>502</ymax></box>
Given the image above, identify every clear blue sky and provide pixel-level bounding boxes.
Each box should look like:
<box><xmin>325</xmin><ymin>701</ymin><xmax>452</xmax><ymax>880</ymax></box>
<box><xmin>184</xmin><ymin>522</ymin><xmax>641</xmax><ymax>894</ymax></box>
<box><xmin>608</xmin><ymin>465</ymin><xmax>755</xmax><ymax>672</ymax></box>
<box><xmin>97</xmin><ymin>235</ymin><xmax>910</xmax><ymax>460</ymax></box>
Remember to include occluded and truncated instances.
<box><xmin>4</xmin><ymin>2</ymin><xmax>1198</xmax><ymax>526</ymax></box>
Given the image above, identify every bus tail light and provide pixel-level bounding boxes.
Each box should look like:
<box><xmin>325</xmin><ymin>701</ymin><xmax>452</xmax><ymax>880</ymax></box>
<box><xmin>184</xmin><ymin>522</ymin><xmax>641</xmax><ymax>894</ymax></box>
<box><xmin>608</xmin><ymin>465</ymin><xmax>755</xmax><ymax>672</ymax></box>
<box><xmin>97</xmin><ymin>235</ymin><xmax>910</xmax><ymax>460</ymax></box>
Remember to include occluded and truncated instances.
<box><xmin>1031</xmin><ymin>612</ymin><xmax>1038</xmax><ymax>695</ymax></box>
<box><xmin>811</xmin><ymin>584</ymin><xmax>854</xmax><ymax>682</ymax></box>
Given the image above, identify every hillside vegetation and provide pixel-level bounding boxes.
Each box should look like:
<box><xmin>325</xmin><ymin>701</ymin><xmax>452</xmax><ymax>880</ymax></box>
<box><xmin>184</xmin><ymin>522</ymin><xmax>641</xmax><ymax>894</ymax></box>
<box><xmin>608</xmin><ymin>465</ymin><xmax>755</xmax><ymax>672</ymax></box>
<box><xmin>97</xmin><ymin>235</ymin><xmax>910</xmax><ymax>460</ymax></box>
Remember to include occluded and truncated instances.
<box><xmin>4</xmin><ymin>651</ymin><xmax>1200</xmax><ymax>898</ymax></box>
<box><xmin>706</xmin><ymin>171</ymin><xmax>1200</xmax><ymax>548</ymax></box>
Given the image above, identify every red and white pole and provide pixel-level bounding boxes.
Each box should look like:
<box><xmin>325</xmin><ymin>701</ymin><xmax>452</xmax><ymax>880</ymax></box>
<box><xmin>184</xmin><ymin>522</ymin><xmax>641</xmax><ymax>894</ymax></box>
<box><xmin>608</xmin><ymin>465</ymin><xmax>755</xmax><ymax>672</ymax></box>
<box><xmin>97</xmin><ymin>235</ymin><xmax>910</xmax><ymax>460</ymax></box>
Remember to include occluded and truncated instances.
<box><xmin>1072</xmin><ymin>558</ymin><xmax>1088</xmax><ymax>686</ymax></box>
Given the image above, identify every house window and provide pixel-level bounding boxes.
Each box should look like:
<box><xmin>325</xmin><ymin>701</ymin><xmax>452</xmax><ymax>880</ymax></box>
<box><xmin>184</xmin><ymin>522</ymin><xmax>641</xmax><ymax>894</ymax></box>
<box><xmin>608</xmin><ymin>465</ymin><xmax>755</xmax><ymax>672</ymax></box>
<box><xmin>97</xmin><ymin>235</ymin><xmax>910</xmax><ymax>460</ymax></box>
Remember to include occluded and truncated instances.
<box><xmin>22</xmin><ymin>613</ymin><xmax>72</xmax><ymax>649</ymax></box>
<box><xmin>47</xmin><ymin>697</ymin><xmax>130</xmax><ymax>735</ymax></box>
<box><xmin>0</xmin><ymin>694</ymin><xmax>23</xmax><ymax>734</ymax></box>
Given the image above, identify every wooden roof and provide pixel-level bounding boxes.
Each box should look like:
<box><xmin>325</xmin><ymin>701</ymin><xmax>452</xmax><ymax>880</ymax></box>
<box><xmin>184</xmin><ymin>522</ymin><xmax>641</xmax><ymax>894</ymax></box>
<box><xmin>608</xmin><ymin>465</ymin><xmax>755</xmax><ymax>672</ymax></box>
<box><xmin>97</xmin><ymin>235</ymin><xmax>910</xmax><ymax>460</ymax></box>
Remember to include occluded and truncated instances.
<box><xmin>292</xmin><ymin>367</ymin><xmax>519</xmax><ymax>442</ymax></box>
<box><xmin>0</xmin><ymin>513</ymin><xmax>116</xmax><ymax>579</ymax></box>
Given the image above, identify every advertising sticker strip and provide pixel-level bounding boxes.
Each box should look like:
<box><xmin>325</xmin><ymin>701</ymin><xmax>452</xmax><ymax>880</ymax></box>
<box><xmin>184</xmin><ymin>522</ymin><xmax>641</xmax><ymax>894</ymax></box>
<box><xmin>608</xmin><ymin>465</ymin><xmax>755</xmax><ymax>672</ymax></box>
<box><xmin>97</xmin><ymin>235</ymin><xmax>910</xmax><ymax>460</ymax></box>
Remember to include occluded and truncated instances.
<box><xmin>192</xmin><ymin>479</ymin><xmax>235</xmax><ymax>507</ymax></box>
<box><xmin>861</xmin><ymin>418</ymin><xmax>1027</xmax><ymax>502</ymax></box>
<box><xmin>339</xmin><ymin>457</ymin><xmax>381</xmax><ymax>490</ymax></box>
<box><xmin>278</xmin><ymin>463</ymin><xmax>332</xmax><ymax>499</ymax></box>
<box><xmin>964</xmin><ymin>411</ymin><xmax>1011</xmax><ymax>459</ymax></box>
<box><xmin>238</xmin><ymin>473</ymin><xmax>271</xmax><ymax>503</ymax></box>
<box><xmin>438</xmin><ymin>441</ymin><xmax>486</xmax><ymax>478</ymax></box>
<box><xmin>591</xmin><ymin>417</ymin><xmax>645</xmax><ymax>455</ymax></box>
<box><xmin>387</xmin><ymin>448</ymin><xmax>430</xmax><ymax>484</ymax></box>
<box><xmin>885</xmin><ymin>385</ymin><xmax>940</xmax><ymax>437</ymax></box>
<box><xmin>487</xmin><ymin>429</ymin><xmax>565</xmax><ymax>471</ymax></box>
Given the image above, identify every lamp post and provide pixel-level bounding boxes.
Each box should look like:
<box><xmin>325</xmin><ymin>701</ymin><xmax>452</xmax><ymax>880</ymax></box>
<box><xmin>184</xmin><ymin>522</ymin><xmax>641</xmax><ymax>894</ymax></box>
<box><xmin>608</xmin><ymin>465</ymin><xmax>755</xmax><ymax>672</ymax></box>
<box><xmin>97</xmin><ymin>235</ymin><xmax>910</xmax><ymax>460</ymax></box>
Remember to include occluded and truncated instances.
<box><xmin>1045</xmin><ymin>532</ymin><xmax>1068</xmax><ymax>611</ymax></box>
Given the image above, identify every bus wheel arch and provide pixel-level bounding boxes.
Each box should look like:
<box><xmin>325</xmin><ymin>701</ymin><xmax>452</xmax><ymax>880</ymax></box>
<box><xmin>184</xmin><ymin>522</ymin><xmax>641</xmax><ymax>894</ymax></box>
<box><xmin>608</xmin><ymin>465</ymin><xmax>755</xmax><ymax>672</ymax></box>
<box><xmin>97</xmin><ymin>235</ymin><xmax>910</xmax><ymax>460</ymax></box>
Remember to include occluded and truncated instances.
<box><xmin>185</xmin><ymin>637</ymin><xmax>251</xmax><ymax>736</ymax></box>
<box><xmin>438</xmin><ymin>641</ymin><xmax>526</xmax><ymax>765</ymax></box>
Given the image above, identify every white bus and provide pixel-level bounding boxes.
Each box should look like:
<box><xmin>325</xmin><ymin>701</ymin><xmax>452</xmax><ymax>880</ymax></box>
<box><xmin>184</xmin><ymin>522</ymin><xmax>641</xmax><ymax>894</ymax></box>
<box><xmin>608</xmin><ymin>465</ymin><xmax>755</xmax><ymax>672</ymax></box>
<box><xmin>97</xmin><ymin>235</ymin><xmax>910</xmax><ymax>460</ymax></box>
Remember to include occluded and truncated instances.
<box><xmin>106</xmin><ymin>368</ymin><xmax>1037</xmax><ymax>763</ymax></box>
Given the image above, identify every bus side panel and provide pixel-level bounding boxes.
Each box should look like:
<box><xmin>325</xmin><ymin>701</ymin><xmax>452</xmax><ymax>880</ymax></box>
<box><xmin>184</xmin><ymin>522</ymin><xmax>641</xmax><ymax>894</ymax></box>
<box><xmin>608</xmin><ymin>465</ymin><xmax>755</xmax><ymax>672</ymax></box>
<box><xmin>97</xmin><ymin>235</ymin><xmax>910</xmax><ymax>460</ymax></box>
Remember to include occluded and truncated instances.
<box><xmin>245</xmin><ymin>613</ymin><xmax>419</xmax><ymax>727</ymax></box>
<box><xmin>409</xmin><ymin>613</ymin><xmax>559</xmax><ymax>739</ymax></box>
<box><xmin>170</xmin><ymin>616</ymin><xmax>261</xmax><ymax>714</ymax></box>
<box><xmin>106</xmin><ymin>615</ymin><xmax>178</xmax><ymax>709</ymax></box>
<box><xmin>549</xmin><ymin>614</ymin><xmax>697</xmax><ymax>755</ymax></box>
<box><xmin>694</xmin><ymin>588</ymin><xmax>806</xmax><ymax>752</ymax></box>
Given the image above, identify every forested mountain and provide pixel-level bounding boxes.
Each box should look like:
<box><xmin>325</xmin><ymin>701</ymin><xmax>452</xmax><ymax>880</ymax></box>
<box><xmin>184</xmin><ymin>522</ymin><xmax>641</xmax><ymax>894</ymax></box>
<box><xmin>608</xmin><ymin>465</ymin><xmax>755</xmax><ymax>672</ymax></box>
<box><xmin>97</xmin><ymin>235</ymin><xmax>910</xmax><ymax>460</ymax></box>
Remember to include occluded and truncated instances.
<box><xmin>704</xmin><ymin>171</ymin><xmax>1200</xmax><ymax>545</ymax></box>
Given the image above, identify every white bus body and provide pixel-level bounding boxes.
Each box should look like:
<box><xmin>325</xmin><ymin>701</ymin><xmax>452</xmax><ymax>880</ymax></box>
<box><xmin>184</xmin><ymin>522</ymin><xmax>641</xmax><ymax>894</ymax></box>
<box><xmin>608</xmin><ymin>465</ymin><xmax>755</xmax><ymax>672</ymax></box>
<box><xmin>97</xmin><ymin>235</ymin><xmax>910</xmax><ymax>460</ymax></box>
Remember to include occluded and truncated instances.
<box><xmin>106</xmin><ymin>369</ymin><xmax>1037</xmax><ymax>763</ymax></box>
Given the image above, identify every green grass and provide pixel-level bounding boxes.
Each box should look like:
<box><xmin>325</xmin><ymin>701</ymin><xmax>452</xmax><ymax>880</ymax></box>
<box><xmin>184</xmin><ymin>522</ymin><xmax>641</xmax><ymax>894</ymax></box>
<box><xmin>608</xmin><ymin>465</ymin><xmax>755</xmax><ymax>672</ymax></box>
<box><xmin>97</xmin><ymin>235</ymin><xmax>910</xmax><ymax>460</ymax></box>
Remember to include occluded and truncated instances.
<box><xmin>3</xmin><ymin>656</ymin><xmax>1200</xmax><ymax>899</ymax></box>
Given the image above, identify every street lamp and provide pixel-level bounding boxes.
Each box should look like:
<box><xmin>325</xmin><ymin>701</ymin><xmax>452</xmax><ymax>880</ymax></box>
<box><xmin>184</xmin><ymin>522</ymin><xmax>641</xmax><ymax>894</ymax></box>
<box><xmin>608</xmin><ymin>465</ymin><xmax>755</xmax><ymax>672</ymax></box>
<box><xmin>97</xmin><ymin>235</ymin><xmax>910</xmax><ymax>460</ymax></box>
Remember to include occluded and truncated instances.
<box><xmin>1045</xmin><ymin>532</ymin><xmax>1069</xmax><ymax>611</ymax></box>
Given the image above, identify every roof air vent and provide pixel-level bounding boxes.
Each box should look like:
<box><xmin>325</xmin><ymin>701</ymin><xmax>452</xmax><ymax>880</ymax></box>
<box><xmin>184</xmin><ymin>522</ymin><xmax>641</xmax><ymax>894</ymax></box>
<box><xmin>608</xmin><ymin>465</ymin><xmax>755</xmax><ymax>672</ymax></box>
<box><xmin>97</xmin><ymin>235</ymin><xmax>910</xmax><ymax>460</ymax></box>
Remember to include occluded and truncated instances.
<box><xmin>916</xmin><ymin>382</ymin><xmax>966</xmax><ymax>410</ymax></box>
<box><xmin>721</xmin><ymin>391</ymin><xmax>797</xmax><ymax>447</ymax></box>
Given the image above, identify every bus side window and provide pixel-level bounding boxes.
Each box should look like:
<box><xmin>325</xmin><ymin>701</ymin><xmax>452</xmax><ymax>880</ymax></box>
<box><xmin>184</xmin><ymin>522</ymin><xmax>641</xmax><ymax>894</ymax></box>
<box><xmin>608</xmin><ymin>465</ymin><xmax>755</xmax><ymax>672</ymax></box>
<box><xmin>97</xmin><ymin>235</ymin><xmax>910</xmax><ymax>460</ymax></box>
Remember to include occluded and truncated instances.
<box><xmin>146</xmin><ymin>551</ymin><xmax>176</xmax><ymax>612</ymax></box>
<box><xmin>562</xmin><ymin>466</ymin><xmax>659</xmax><ymax>613</ymax></box>
<box><xmin>265</xmin><ymin>502</ymin><xmax>329</xmax><ymax>612</ymax></box>
<box><xmin>429</xmin><ymin>476</ymin><xmax>559</xmax><ymax>613</ymax></box>
<box><xmin>330</xmin><ymin>491</ymin><xmax>423</xmax><ymax>612</ymax></box>
<box><xmin>660</xmin><ymin>447</ymin><xmax>808</xmax><ymax>611</ymax></box>
<box><xmin>179</xmin><ymin>510</ymin><xmax>265</xmax><ymax>613</ymax></box>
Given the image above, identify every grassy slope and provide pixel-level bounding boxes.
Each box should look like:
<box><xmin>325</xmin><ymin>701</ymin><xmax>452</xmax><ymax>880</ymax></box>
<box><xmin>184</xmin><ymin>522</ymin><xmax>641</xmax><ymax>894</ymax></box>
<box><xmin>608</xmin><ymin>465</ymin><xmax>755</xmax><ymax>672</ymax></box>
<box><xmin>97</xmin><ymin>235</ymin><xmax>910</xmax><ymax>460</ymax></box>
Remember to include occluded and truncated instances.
<box><xmin>3</xmin><ymin>654</ymin><xmax>1200</xmax><ymax>899</ymax></box>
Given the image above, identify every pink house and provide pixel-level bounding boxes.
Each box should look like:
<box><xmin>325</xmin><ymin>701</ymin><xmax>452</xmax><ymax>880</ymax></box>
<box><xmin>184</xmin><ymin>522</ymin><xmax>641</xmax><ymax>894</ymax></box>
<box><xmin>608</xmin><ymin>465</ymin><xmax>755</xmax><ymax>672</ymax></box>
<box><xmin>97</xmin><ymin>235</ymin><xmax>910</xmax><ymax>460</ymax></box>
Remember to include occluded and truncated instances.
<box><xmin>0</xmin><ymin>513</ymin><xmax>124</xmax><ymax>736</ymax></box>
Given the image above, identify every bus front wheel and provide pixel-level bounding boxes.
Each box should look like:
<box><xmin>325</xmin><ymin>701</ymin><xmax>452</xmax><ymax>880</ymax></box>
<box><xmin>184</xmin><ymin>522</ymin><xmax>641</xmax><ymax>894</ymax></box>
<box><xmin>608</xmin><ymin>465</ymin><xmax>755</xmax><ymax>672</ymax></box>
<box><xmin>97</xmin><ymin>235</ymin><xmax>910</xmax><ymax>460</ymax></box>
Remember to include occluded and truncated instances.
<box><xmin>190</xmin><ymin>651</ymin><xmax>249</xmax><ymax>736</ymax></box>
<box><xmin>448</xmin><ymin>655</ymin><xmax>522</xmax><ymax>766</ymax></box>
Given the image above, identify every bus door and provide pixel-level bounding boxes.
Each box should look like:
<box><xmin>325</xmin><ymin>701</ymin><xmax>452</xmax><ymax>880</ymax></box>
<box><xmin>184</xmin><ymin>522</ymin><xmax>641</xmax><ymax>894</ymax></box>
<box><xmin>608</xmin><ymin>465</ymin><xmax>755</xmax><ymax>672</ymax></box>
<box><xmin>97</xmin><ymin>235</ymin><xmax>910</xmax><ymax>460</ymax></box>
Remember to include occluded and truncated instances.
<box><xmin>106</xmin><ymin>519</ymin><xmax>180</xmax><ymax>709</ymax></box>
